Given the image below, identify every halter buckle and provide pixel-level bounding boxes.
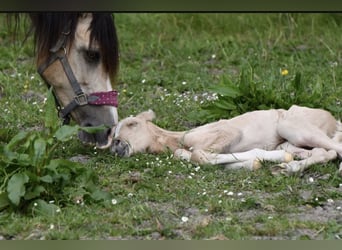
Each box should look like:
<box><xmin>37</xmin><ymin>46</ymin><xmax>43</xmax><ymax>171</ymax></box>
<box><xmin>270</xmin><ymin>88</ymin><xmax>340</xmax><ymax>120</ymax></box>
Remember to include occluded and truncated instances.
<box><xmin>74</xmin><ymin>93</ymin><xmax>88</xmax><ymax>106</ymax></box>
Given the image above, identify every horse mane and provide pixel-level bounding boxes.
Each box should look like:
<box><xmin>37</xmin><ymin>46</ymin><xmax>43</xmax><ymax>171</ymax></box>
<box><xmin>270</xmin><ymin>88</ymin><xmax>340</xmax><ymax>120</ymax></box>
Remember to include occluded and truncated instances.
<box><xmin>29</xmin><ymin>13</ymin><xmax>119</xmax><ymax>80</ymax></box>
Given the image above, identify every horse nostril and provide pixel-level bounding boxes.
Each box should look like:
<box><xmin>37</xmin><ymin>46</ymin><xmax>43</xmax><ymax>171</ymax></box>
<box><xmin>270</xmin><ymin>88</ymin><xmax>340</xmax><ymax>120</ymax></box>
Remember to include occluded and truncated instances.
<box><xmin>106</xmin><ymin>127</ymin><xmax>112</xmax><ymax>137</ymax></box>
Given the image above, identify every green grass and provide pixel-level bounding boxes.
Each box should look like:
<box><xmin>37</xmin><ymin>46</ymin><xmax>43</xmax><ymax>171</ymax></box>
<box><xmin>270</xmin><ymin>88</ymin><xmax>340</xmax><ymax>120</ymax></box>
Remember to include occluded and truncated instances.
<box><xmin>1</xmin><ymin>13</ymin><xmax>342</xmax><ymax>240</ymax></box>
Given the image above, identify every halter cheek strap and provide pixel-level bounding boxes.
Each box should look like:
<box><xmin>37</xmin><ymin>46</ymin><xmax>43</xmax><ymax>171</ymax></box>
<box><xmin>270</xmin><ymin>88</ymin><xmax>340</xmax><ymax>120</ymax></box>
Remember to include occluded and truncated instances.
<box><xmin>37</xmin><ymin>25</ymin><xmax>118</xmax><ymax>125</ymax></box>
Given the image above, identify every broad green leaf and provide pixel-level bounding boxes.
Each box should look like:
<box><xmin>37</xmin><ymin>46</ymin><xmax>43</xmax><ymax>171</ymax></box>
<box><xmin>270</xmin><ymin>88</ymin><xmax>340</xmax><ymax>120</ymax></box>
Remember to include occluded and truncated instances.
<box><xmin>7</xmin><ymin>173</ymin><xmax>29</xmax><ymax>206</ymax></box>
<box><xmin>90</xmin><ymin>189</ymin><xmax>112</xmax><ymax>201</ymax></box>
<box><xmin>54</xmin><ymin>125</ymin><xmax>79</xmax><ymax>142</ymax></box>
<box><xmin>213</xmin><ymin>99</ymin><xmax>237</xmax><ymax>110</ymax></box>
<box><xmin>30</xmin><ymin>199</ymin><xmax>61</xmax><ymax>217</ymax></box>
<box><xmin>79</xmin><ymin>124</ymin><xmax>107</xmax><ymax>134</ymax></box>
<box><xmin>39</xmin><ymin>175</ymin><xmax>53</xmax><ymax>183</ymax></box>
<box><xmin>0</xmin><ymin>192</ymin><xmax>10</xmax><ymax>210</ymax></box>
<box><xmin>33</xmin><ymin>138</ymin><xmax>46</xmax><ymax>166</ymax></box>
<box><xmin>6</xmin><ymin>131</ymin><xmax>30</xmax><ymax>150</ymax></box>
<box><xmin>44</xmin><ymin>89</ymin><xmax>59</xmax><ymax>131</ymax></box>
<box><xmin>208</xmin><ymin>85</ymin><xmax>240</xmax><ymax>98</ymax></box>
<box><xmin>24</xmin><ymin>185</ymin><xmax>46</xmax><ymax>200</ymax></box>
<box><xmin>0</xmin><ymin>128</ymin><xmax>15</xmax><ymax>143</ymax></box>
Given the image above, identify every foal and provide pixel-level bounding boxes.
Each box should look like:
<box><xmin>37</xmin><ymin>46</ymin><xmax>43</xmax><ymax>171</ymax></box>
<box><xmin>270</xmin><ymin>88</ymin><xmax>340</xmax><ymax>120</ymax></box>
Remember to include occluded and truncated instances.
<box><xmin>111</xmin><ymin>105</ymin><xmax>342</xmax><ymax>175</ymax></box>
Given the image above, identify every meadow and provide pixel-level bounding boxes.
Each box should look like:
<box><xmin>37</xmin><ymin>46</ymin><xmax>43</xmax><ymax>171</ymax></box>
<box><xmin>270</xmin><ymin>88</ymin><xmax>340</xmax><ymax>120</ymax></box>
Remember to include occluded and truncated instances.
<box><xmin>0</xmin><ymin>13</ymin><xmax>342</xmax><ymax>239</ymax></box>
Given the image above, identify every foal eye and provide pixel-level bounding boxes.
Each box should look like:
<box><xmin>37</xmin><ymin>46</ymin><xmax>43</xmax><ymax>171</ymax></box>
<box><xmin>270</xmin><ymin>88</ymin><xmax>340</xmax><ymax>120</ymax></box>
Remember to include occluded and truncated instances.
<box><xmin>84</xmin><ymin>50</ymin><xmax>100</xmax><ymax>64</ymax></box>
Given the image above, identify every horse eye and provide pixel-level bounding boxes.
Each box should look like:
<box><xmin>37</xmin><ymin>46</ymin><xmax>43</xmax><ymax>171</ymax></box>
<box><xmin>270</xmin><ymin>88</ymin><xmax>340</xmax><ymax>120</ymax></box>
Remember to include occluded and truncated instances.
<box><xmin>84</xmin><ymin>50</ymin><xmax>100</xmax><ymax>64</ymax></box>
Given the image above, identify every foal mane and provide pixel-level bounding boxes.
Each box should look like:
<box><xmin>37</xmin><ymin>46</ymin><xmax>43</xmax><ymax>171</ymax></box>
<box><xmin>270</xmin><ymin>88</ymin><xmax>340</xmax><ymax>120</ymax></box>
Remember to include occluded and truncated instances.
<box><xmin>29</xmin><ymin>13</ymin><xmax>119</xmax><ymax>80</ymax></box>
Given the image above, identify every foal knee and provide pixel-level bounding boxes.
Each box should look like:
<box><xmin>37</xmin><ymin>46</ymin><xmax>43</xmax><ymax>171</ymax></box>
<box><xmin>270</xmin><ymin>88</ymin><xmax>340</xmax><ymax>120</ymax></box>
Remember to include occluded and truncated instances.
<box><xmin>190</xmin><ymin>150</ymin><xmax>211</xmax><ymax>164</ymax></box>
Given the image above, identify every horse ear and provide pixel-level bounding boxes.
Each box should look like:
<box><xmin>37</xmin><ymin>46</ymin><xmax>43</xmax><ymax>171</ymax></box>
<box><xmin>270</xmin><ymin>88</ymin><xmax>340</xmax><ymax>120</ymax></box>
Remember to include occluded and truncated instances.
<box><xmin>136</xmin><ymin>109</ymin><xmax>156</xmax><ymax>121</ymax></box>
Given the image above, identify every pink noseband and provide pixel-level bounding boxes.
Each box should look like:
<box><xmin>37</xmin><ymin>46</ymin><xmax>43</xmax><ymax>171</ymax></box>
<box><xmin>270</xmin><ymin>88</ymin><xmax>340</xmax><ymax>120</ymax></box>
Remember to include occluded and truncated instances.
<box><xmin>88</xmin><ymin>90</ymin><xmax>118</xmax><ymax>107</ymax></box>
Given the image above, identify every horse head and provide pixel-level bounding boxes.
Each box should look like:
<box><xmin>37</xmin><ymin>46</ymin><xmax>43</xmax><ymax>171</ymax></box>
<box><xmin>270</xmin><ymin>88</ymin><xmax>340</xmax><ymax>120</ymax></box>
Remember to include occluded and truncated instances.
<box><xmin>30</xmin><ymin>13</ymin><xmax>119</xmax><ymax>148</ymax></box>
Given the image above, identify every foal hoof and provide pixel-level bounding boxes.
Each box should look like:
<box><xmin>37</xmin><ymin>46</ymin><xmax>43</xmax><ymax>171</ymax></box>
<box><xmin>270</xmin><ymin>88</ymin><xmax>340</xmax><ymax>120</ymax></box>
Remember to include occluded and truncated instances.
<box><xmin>271</xmin><ymin>162</ymin><xmax>301</xmax><ymax>176</ymax></box>
<box><xmin>174</xmin><ymin>149</ymin><xmax>191</xmax><ymax>162</ymax></box>
<box><xmin>271</xmin><ymin>163</ymin><xmax>290</xmax><ymax>176</ymax></box>
<box><xmin>252</xmin><ymin>159</ymin><xmax>262</xmax><ymax>170</ymax></box>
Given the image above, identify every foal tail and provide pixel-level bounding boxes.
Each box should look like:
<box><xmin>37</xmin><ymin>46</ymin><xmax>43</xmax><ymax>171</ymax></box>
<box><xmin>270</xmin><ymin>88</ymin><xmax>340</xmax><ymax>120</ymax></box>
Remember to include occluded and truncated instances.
<box><xmin>333</xmin><ymin>120</ymin><xmax>342</xmax><ymax>143</ymax></box>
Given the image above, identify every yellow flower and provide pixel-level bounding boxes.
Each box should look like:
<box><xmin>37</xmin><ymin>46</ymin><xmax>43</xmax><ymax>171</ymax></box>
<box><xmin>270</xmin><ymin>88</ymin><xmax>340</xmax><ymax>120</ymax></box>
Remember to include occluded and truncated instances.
<box><xmin>281</xmin><ymin>69</ymin><xmax>289</xmax><ymax>76</ymax></box>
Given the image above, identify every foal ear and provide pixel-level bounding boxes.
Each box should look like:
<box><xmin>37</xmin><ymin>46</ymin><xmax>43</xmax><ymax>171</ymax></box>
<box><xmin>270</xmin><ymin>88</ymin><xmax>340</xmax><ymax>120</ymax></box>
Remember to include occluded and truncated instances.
<box><xmin>136</xmin><ymin>109</ymin><xmax>156</xmax><ymax>121</ymax></box>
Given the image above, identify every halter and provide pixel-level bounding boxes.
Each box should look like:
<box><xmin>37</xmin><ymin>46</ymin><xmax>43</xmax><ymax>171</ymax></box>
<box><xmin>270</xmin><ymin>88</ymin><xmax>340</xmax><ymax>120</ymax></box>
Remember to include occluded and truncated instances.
<box><xmin>37</xmin><ymin>24</ymin><xmax>118</xmax><ymax>125</ymax></box>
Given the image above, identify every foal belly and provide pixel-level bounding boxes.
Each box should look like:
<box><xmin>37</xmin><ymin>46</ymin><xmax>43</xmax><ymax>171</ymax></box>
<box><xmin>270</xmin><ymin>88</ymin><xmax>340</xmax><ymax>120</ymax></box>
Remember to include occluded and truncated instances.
<box><xmin>225</xmin><ymin>110</ymin><xmax>284</xmax><ymax>152</ymax></box>
<box><xmin>228</xmin><ymin>131</ymin><xmax>283</xmax><ymax>152</ymax></box>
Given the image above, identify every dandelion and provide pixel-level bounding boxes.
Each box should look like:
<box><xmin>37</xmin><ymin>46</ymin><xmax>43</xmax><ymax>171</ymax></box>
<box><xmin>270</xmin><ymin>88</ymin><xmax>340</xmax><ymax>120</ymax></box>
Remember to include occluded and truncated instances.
<box><xmin>182</xmin><ymin>81</ymin><xmax>187</xmax><ymax>85</ymax></box>
<box><xmin>281</xmin><ymin>69</ymin><xmax>289</xmax><ymax>76</ymax></box>
<box><xmin>227</xmin><ymin>191</ymin><xmax>234</xmax><ymax>196</ymax></box>
<box><xmin>142</xmin><ymin>79</ymin><xmax>146</xmax><ymax>83</ymax></box>
<box><xmin>111</xmin><ymin>199</ymin><xmax>117</xmax><ymax>205</ymax></box>
<box><xmin>211</xmin><ymin>54</ymin><xmax>216</xmax><ymax>59</ymax></box>
<box><xmin>308</xmin><ymin>177</ymin><xmax>314</xmax><ymax>183</ymax></box>
<box><xmin>34</xmin><ymin>202</ymin><xmax>38</xmax><ymax>207</ymax></box>
<box><xmin>49</xmin><ymin>224</ymin><xmax>55</xmax><ymax>230</ymax></box>
<box><xmin>237</xmin><ymin>192</ymin><xmax>243</xmax><ymax>197</ymax></box>
<box><xmin>181</xmin><ymin>216</ymin><xmax>189</xmax><ymax>223</ymax></box>
<box><xmin>56</xmin><ymin>208</ymin><xmax>61</xmax><ymax>213</ymax></box>
<box><xmin>127</xmin><ymin>193</ymin><xmax>133</xmax><ymax>197</ymax></box>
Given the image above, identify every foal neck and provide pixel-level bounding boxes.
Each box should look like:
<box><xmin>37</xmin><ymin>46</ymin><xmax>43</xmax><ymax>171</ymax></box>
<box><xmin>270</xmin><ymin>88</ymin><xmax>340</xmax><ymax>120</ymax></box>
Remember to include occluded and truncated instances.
<box><xmin>147</xmin><ymin>122</ymin><xmax>187</xmax><ymax>153</ymax></box>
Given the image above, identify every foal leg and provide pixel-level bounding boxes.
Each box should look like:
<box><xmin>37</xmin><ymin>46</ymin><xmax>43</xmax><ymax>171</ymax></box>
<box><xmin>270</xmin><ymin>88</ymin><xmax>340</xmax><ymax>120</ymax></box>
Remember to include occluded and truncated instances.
<box><xmin>277</xmin><ymin>142</ymin><xmax>313</xmax><ymax>159</ymax></box>
<box><xmin>277</xmin><ymin>119</ymin><xmax>342</xmax><ymax>157</ymax></box>
<box><xmin>190</xmin><ymin>148</ymin><xmax>293</xmax><ymax>170</ymax></box>
<box><xmin>272</xmin><ymin>147</ymin><xmax>337</xmax><ymax>175</ymax></box>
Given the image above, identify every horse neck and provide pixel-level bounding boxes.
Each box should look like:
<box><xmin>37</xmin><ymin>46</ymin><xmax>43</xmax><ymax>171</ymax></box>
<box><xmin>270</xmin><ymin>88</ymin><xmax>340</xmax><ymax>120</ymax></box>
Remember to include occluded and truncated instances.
<box><xmin>147</xmin><ymin>122</ymin><xmax>186</xmax><ymax>153</ymax></box>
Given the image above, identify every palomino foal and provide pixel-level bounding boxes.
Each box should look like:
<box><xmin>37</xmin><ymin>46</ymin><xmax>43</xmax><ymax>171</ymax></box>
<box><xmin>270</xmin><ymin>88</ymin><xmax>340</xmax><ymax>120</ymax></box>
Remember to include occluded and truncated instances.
<box><xmin>111</xmin><ymin>105</ymin><xmax>342</xmax><ymax>175</ymax></box>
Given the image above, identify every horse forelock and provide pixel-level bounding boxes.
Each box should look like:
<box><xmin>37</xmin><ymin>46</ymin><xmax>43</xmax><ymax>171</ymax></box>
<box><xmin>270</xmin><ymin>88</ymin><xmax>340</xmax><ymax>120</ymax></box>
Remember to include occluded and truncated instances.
<box><xmin>29</xmin><ymin>13</ymin><xmax>119</xmax><ymax>81</ymax></box>
<box><xmin>29</xmin><ymin>13</ymin><xmax>79</xmax><ymax>62</ymax></box>
<box><xmin>89</xmin><ymin>13</ymin><xmax>119</xmax><ymax>81</ymax></box>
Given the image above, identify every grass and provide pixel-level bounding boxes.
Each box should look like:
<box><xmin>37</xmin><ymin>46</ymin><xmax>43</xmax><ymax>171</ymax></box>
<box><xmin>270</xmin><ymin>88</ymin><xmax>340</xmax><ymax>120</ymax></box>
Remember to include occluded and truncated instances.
<box><xmin>0</xmin><ymin>13</ymin><xmax>342</xmax><ymax>240</ymax></box>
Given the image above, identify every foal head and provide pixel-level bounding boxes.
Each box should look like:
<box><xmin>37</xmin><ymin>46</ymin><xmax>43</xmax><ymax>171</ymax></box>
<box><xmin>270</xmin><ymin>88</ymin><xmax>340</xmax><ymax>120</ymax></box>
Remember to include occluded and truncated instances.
<box><xmin>111</xmin><ymin>110</ymin><xmax>156</xmax><ymax>157</ymax></box>
<box><xmin>30</xmin><ymin>13</ymin><xmax>119</xmax><ymax>148</ymax></box>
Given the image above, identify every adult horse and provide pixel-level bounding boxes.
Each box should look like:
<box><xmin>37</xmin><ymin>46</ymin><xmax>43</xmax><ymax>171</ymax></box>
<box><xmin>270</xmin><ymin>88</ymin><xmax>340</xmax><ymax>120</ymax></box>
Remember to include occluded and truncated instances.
<box><xmin>18</xmin><ymin>13</ymin><xmax>119</xmax><ymax>148</ymax></box>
